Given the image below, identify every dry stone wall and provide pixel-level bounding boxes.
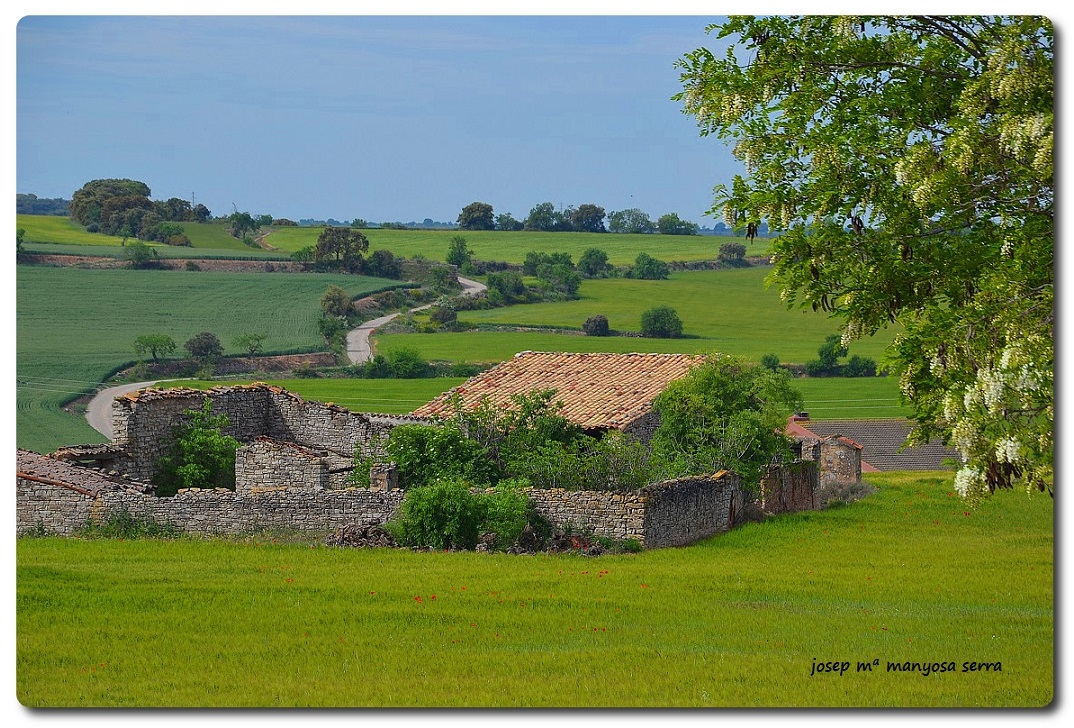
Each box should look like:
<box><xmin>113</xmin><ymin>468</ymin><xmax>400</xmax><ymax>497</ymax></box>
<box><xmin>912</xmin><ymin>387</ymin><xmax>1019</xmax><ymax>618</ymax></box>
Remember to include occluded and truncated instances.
<box><xmin>17</xmin><ymin>449</ymin><xmax>757</xmax><ymax>547</ymax></box>
<box><xmin>109</xmin><ymin>384</ymin><xmax>429</xmax><ymax>484</ymax></box>
<box><xmin>760</xmin><ymin>460</ymin><xmax>818</xmax><ymax>514</ymax></box>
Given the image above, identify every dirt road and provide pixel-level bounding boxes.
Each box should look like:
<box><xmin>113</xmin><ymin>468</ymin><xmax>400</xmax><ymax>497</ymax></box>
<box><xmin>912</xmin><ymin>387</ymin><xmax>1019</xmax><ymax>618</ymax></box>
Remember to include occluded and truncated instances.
<box><xmin>344</xmin><ymin>276</ymin><xmax>486</xmax><ymax>365</ymax></box>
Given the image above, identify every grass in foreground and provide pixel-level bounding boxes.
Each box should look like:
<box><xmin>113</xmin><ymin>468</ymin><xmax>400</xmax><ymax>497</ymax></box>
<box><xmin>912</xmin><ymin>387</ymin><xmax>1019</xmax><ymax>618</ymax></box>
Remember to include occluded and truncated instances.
<box><xmin>16</xmin><ymin>472</ymin><xmax>1052</xmax><ymax>707</ymax></box>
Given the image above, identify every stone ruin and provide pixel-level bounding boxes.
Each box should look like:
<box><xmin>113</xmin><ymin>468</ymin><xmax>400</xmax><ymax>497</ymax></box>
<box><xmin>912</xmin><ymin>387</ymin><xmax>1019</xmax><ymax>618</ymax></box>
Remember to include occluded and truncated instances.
<box><xmin>16</xmin><ymin>383</ymin><xmax>834</xmax><ymax>548</ymax></box>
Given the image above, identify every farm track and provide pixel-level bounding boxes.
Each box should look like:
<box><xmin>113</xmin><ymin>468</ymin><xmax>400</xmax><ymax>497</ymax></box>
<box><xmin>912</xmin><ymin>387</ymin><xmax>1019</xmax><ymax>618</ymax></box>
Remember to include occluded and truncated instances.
<box><xmin>345</xmin><ymin>276</ymin><xmax>487</xmax><ymax>364</ymax></box>
<box><xmin>85</xmin><ymin>277</ymin><xmax>487</xmax><ymax>438</ymax></box>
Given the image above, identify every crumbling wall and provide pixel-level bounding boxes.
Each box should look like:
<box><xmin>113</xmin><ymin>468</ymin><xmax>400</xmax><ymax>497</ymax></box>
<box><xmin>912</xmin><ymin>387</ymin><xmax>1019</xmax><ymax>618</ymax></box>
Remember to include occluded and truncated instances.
<box><xmin>642</xmin><ymin>472</ymin><xmax>744</xmax><ymax>548</ymax></box>
<box><xmin>108</xmin><ymin>384</ymin><xmax>421</xmax><ymax>485</ymax></box>
<box><xmin>759</xmin><ymin>460</ymin><xmax>818</xmax><ymax>513</ymax></box>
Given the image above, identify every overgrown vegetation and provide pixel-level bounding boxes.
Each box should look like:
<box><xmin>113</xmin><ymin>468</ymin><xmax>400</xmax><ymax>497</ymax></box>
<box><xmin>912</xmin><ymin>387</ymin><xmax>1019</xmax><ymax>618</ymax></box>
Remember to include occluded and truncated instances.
<box><xmin>650</xmin><ymin>355</ymin><xmax>802</xmax><ymax>488</ymax></box>
<box><xmin>154</xmin><ymin>400</ymin><xmax>241</xmax><ymax>497</ymax></box>
<box><xmin>75</xmin><ymin>507</ymin><xmax>183</xmax><ymax>539</ymax></box>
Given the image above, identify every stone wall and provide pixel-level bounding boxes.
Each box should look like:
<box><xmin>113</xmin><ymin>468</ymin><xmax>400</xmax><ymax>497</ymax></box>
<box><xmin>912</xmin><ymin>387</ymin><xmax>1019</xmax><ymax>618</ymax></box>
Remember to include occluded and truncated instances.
<box><xmin>796</xmin><ymin>435</ymin><xmax>862</xmax><ymax>488</ymax></box>
<box><xmin>17</xmin><ymin>449</ymin><xmax>755</xmax><ymax>548</ymax></box>
<box><xmin>109</xmin><ymin>384</ymin><xmax>431</xmax><ymax>484</ymax></box>
<box><xmin>642</xmin><ymin>473</ymin><xmax>744</xmax><ymax>548</ymax></box>
<box><xmin>759</xmin><ymin>460</ymin><xmax>818</xmax><ymax>514</ymax></box>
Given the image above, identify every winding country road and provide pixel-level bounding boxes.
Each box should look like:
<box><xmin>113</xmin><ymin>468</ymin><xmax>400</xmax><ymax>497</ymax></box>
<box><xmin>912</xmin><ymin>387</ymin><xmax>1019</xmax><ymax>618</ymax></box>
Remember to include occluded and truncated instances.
<box><xmin>344</xmin><ymin>275</ymin><xmax>486</xmax><ymax>365</ymax></box>
<box><xmin>85</xmin><ymin>276</ymin><xmax>488</xmax><ymax>438</ymax></box>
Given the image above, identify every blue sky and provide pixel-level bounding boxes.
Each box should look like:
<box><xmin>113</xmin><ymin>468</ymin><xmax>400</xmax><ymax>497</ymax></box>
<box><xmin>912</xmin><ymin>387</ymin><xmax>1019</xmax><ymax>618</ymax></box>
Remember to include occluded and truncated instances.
<box><xmin>15</xmin><ymin>13</ymin><xmax>742</xmax><ymax>226</ymax></box>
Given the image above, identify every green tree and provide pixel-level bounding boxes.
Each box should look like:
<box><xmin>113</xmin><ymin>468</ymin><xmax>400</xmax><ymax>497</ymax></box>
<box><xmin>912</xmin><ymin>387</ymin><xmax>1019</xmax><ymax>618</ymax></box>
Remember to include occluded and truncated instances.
<box><xmin>16</xmin><ymin>227</ymin><xmax>25</xmax><ymax>254</ymax></box>
<box><xmin>640</xmin><ymin>305</ymin><xmax>683</xmax><ymax>338</ymax></box>
<box><xmin>570</xmin><ymin>204</ymin><xmax>607</xmax><ymax>233</ymax></box>
<box><xmin>524</xmin><ymin>202</ymin><xmax>560</xmax><ymax>231</ymax></box>
<box><xmin>184</xmin><ymin>332</ymin><xmax>223</xmax><ymax>361</ymax></box>
<box><xmin>154</xmin><ymin>400</ymin><xmax>240</xmax><ymax>497</ymax></box>
<box><xmin>457</xmin><ymin>201</ymin><xmax>495</xmax><ymax>230</ymax></box>
<box><xmin>651</xmin><ymin>355</ymin><xmax>802</xmax><ymax>487</ymax></box>
<box><xmin>227</xmin><ymin>211</ymin><xmax>260</xmax><ymax>240</ymax></box>
<box><xmin>133</xmin><ymin>334</ymin><xmax>177</xmax><ymax>362</ymax></box>
<box><xmin>578</xmin><ymin>247</ymin><xmax>611</xmax><ymax>278</ymax></box>
<box><xmin>676</xmin><ymin>15</ymin><xmax>1053</xmax><ymax>497</ymax></box>
<box><xmin>446</xmin><ymin>235</ymin><xmax>472</xmax><ymax>268</ymax></box>
<box><xmin>496</xmin><ymin>212</ymin><xmax>524</xmax><ymax>231</ymax></box>
<box><xmin>630</xmin><ymin>252</ymin><xmax>670</xmax><ymax>280</ymax></box>
<box><xmin>121</xmin><ymin>240</ymin><xmax>158</xmax><ymax>269</ymax></box>
<box><xmin>657</xmin><ymin>212</ymin><xmax>700</xmax><ymax>235</ymax></box>
<box><xmin>233</xmin><ymin>333</ymin><xmax>266</xmax><ymax>357</ymax></box>
<box><xmin>321</xmin><ymin>285</ymin><xmax>353</xmax><ymax>319</ymax></box>
<box><xmin>315</xmin><ymin>226</ymin><xmax>368</xmax><ymax>272</ymax></box>
<box><xmin>608</xmin><ymin>208</ymin><xmax>656</xmax><ymax>234</ymax></box>
<box><xmin>69</xmin><ymin>178</ymin><xmax>151</xmax><ymax>229</ymax></box>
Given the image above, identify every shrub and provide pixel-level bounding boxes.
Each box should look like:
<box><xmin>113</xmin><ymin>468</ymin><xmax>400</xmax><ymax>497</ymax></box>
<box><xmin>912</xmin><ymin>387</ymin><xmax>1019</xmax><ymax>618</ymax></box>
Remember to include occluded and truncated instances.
<box><xmin>386</xmin><ymin>423</ymin><xmax>498</xmax><ymax>489</ymax></box>
<box><xmin>760</xmin><ymin>353</ymin><xmax>780</xmax><ymax>371</ymax></box>
<box><xmin>77</xmin><ymin>507</ymin><xmax>183</xmax><ymax>539</ymax></box>
<box><xmin>640</xmin><ymin>306</ymin><xmax>683</xmax><ymax>338</ymax></box>
<box><xmin>578</xmin><ymin>247</ymin><xmax>611</xmax><ymax>278</ymax></box>
<box><xmin>843</xmin><ymin>354</ymin><xmax>878</xmax><ymax>377</ymax></box>
<box><xmin>482</xmin><ymin>480</ymin><xmax>534</xmax><ymax>548</ymax></box>
<box><xmin>386</xmin><ymin>347</ymin><xmax>430</xmax><ymax>378</ymax></box>
<box><xmin>629</xmin><ymin>252</ymin><xmax>670</xmax><ymax>280</ymax></box>
<box><xmin>184</xmin><ymin>331</ymin><xmax>223</xmax><ymax>361</ymax></box>
<box><xmin>717</xmin><ymin>242</ymin><xmax>747</xmax><ymax>265</ymax></box>
<box><xmin>429</xmin><ymin>304</ymin><xmax>458</xmax><ymax>328</ymax></box>
<box><xmin>154</xmin><ymin>400</ymin><xmax>241</xmax><ymax>497</ymax></box>
<box><xmin>583</xmin><ymin>314</ymin><xmax>610</xmax><ymax>337</ymax></box>
<box><xmin>387</xmin><ymin>479</ymin><xmax>487</xmax><ymax>550</ymax></box>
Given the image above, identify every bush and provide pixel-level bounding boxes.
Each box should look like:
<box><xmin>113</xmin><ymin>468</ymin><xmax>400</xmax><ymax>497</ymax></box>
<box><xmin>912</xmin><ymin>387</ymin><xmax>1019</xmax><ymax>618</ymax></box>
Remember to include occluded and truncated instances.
<box><xmin>387</xmin><ymin>479</ymin><xmax>487</xmax><ymax>550</ymax></box>
<box><xmin>154</xmin><ymin>400</ymin><xmax>241</xmax><ymax>497</ymax></box>
<box><xmin>482</xmin><ymin>480</ymin><xmax>534</xmax><ymax>548</ymax></box>
<box><xmin>640</xmin><ymin>306</ymin><xmax>683</xmax><ymax>338</ymax></box>
<box><xmin>77</xmin><ymin>507</ymin><xmax>183</xmax><ymax>539</ymax></box>
<box><xmin>429</xmin><ymin>304</ymin><xmax>458</xmax><ymax>328</ymax></box>
<box><xmin>760</xmin><ymin>353</ymin><xmax>780</xmax><ymax>371</ymax></box>
<box><xmin>386</xmin><ymin>423</ymin><xmax>499</xmax><ymax>489</ymax></box>
<box><xmin>629</xmin><ymin>252</ymin><xmax>670</xmax><ymax>280</ymax></box>
<box><xmin>583</xmin><ymin>314</ymin><xmax>610</xmax><ymax>337</ymax></box>
<box><xmin>386</xmin><ymin>347</ymin><xmax>430</xmax><ymax>378</ymax></box>
<box><xmin>717</xmin><ymin>242</ymin><xmax>747</xmax><ymax>266</ymax></box>
<box><xmin>843</xmin><ymin>354</ymin><xmax>878</xmax><ymax>377</ymax></box>
<box><xmin>184</xmin><ymin>331</ymin><xmax>223</xmax><ymax>361</ymax></box>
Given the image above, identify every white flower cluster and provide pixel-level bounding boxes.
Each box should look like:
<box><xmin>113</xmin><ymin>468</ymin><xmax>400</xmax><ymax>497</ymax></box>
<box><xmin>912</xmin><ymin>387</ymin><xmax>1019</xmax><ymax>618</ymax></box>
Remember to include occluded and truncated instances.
<box><xmin>722</xmin><ymin>93</ymin><xmax>747</xmax><ymax>119</ymax></box>
<box><xmin>951</xmin><ymin>418</ymin><xmax>979</xmax><ymax>457</ymax></box>
<box><xmin>999</xmin><ymin>113</ymin><xmax>1052</xmax><ymax>166</ymax></box>
<box><xmin>995</xmin><ymin>436</ymin><xmax>1023</xmax><ymax>464</ymax></box>
<box><xmin>953</xmin><ymin>465</ymin><xmax>986</xmax><ymax>498</ymax></box>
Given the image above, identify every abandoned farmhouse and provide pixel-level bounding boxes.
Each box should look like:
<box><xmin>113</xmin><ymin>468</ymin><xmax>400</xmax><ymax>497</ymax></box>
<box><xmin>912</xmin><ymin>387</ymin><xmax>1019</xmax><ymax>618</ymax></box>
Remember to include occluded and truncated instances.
<box><xmin>15</xmin><ymin>351</ymin><xmax>948</xmax><ymax>548</ymax></box>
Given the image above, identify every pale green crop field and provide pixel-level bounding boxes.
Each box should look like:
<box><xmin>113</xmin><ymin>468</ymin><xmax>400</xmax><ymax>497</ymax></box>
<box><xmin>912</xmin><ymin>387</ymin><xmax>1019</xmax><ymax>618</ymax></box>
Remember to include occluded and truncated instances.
<box><xmin>262</xmin><ymin>226</ymin><xmax>770</xmax><ymax>264</ymax></box>
<box><xmin>377</xmin><ymin>268</ymin><xmax>895</xmax><ymax>365</ymax></box>
<box><xmin>15</xmin><ymin>267</ymin><xmax>404</xmax><ymax>453</ymax></box>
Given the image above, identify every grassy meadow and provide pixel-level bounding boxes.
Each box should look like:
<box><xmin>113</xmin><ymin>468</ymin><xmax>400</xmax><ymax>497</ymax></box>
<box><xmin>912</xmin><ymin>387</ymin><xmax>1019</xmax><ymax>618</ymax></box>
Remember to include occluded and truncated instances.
<box><xmin>18</xmin><ymin>213</ymin><xmax>771</xmax><ymax>264</ymax></box>
<box><xmin>15</xmin><ymin>471</ymin><xmax>1053</xmax><ymax>707</ymax></box>
<box><xmin>376</xmin><ymin>268</ymin><xmax>895</xmax><ymax>365</ymax></box>
<box><xmin>170</xmin><ymin>377</ymin><xmax>469</xmax><ymax>415</ymax></box>
<box><xmin>15</xmin><ymin>266</ymin><xmax>403</xmax><ymax>453</ymax></box>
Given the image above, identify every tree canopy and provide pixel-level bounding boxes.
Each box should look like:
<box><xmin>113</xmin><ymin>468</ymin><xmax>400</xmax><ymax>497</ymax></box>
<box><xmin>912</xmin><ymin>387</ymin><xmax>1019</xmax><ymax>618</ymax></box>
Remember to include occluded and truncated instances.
<box><xmin>457</xmin><ymin>201</ymin><xmax>495</xmax><ymax>230</ymax></box>
<box><xmin>676</xmin><ymin>15</ymin><xmax>1053</xmax><ymax>498</ymax></box>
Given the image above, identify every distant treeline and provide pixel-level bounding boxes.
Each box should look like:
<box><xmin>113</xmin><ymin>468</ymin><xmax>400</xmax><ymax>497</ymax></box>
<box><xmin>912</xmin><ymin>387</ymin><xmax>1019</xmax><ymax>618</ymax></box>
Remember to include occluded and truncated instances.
<box><xmin>17</xmin><ymin>193</ymin><xmax>69</xmax><ymax>216</ymax></box>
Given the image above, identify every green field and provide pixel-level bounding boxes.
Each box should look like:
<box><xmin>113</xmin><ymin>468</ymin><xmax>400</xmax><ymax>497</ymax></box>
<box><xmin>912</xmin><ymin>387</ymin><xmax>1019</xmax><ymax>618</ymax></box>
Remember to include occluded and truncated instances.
<box><xmin>170</xmin><ymin>377</ymin><xmax>468</xmax><ymax>415</ymax></box>
<box><xmin>376</xmin><ymin>268</ymin><xmax>895</xmax><ymax>366</ymax></box>
<box><xmin>15</xmin><ymin>471</ymin><xmax>1053</xmax><ymax>707</ymax></box>
<box><xmin>15</xmin><ymin>267</ymin><xmax>404</xmax><ymax>453</ymax></box>
<box><xmin>18</xmin><ymin>214</ymin><xmax>770</xmax><ymax>264</ymax></box>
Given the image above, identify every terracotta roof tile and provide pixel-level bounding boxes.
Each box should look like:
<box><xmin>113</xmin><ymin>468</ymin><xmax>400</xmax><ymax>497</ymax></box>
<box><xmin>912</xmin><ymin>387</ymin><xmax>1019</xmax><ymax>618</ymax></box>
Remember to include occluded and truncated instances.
<box><xmin>411</xmin><ymin>351</ymin><xmax>704</xmax><ymax>430</ymax></box>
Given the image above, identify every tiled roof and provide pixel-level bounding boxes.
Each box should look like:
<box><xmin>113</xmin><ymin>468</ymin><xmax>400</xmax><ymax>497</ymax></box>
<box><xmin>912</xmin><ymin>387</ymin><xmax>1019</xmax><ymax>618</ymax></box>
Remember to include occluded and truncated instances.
<box><xmin>794</xmin><ymin>418</ymin><xmax>958</xmax><ymax>471</ymax></box>
<box><xmin>411</xmin><ymin>351</ymin><xmax>704</xmax><ymax>430</ymax></box>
